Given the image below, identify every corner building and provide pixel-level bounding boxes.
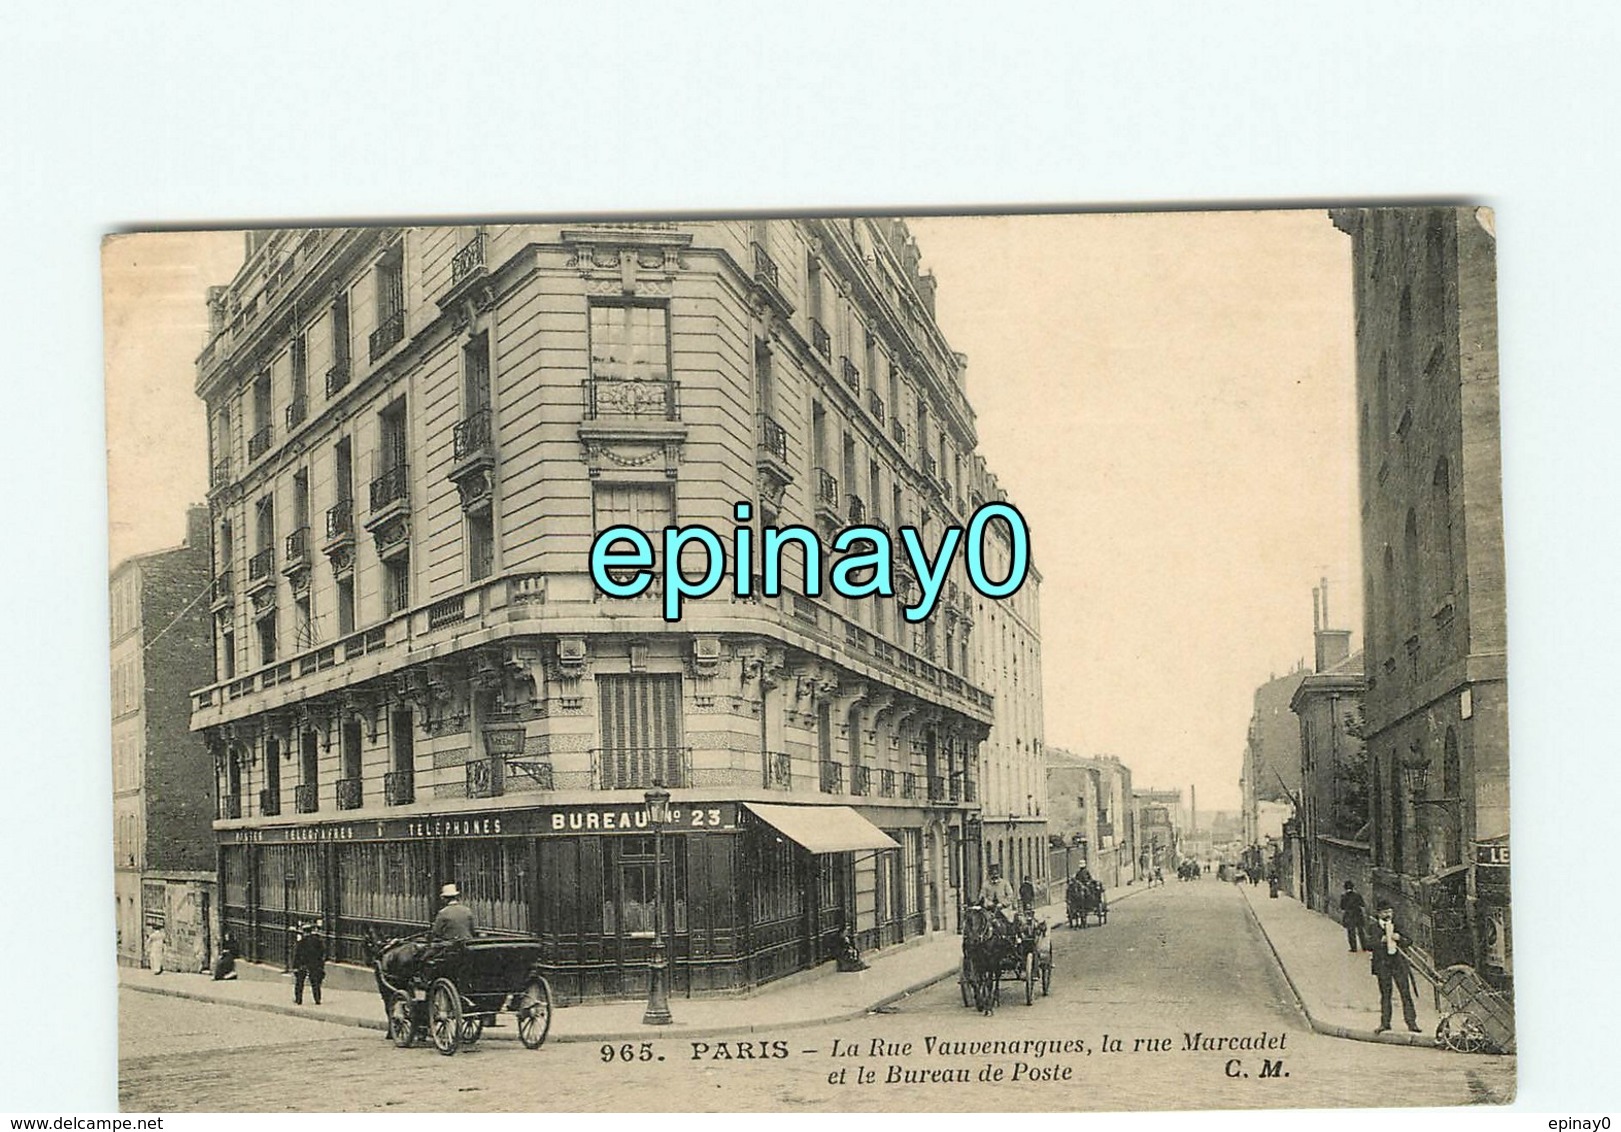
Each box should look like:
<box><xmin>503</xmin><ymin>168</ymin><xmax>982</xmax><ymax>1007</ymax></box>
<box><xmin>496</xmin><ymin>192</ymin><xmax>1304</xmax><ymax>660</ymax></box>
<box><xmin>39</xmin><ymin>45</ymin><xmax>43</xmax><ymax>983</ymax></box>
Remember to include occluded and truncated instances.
<box><xmin>191</xmin><ymin>219</ymin><xmax>1036</xmax><ymax>999</ymax></box>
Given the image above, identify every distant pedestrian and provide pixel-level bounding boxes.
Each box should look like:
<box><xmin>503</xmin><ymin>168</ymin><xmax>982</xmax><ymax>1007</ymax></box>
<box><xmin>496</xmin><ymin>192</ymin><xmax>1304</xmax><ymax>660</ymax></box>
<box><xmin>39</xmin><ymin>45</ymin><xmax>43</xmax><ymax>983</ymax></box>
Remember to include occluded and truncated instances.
<box><xmin>1370</xmin><ymin>904</ymin><xmax>1421</xmax><ymax>1033</ymax></box>
<box><xmin>293</xmin><ymin>922</ymin><xmax>326</xmax><ymax>1006</ymax></box>
<box><xmin>1018</xmin><ymin>875</ymin><xmax>1036</xmax><ymax>913</ymax></box>
<box><xmin>1339</xmin><ymin>882</ymin><xmax>1370</xmax><ymax>953</ymax></box>
<box><xmin>146</xmin><ymin>926</ymin><xmax>166</xmax><ymax>975</ymax></box>
<box><xmin>213</xmin><ymin>928</ymin><xmax>239</xmax><ymax>980</ymax></box>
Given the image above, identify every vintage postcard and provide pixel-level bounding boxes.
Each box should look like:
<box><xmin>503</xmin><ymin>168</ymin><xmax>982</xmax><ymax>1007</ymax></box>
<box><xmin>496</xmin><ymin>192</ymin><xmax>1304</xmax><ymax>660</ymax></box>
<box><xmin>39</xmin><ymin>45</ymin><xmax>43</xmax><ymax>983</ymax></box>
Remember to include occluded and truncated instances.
<box><xmin>105</xmin><ymin>208</ymin><xmax>1512</xmax><ymax>1112</ymax></box>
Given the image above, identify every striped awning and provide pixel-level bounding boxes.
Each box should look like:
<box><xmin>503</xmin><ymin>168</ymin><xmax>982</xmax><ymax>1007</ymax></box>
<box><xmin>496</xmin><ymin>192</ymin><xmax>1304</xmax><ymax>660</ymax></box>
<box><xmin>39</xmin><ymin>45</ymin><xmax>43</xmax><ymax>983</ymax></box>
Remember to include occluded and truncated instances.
<box><xmin>743</xmin><ymin>802</ymin><xmax>900</xmax><ymax>854</ymax></box>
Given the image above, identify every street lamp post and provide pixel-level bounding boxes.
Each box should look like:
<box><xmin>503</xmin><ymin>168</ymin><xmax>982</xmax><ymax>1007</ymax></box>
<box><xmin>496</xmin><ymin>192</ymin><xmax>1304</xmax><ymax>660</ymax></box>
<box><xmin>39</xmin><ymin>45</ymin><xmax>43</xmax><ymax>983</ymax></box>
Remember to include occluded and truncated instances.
<box><xmin>642</xmin><ymin>783</ymin><xmax>673</xmax><ymax>1026</ymax></box>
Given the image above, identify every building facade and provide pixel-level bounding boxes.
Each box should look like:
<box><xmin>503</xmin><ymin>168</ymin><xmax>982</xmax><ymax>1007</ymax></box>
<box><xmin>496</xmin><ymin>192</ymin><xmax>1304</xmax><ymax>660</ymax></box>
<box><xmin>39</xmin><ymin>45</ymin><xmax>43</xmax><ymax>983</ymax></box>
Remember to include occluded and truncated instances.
<box><xmin>1240</xmin><ymin>664</ymin><xmax>1307</xmax><ymax>849</ymax></box>
<box><xmin>1133</xmin><ymin>788</ymin><xmax>1181</xmax><ymax>873</ymax></box>
<box><xmin>1332</xmin><ymin>206</ymin><xmax>1510</xmax><ymax>988</ymax></box>
<box><xmin>1045</xmin><ymin>749</ymin><xmax>1135</xmax><ymax>889</ymax></box>
<box><xmin>189</xmin><ymin>219</ymin><xmax>1039</xmax><ymax>999</ymax></box>
<box><xmin>112</xmin><ymin>506</ymin><xmax>217</xmax><ymax>969</ymax></box>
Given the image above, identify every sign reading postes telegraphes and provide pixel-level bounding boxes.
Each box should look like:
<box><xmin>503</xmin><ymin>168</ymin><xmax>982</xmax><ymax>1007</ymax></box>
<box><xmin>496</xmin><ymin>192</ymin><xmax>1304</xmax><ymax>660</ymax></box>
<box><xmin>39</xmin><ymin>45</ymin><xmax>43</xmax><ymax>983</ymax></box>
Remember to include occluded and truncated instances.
<box><xmin>215</xmin><ymin>801</ymin><xmax>741</xmax><ymax>844</ymax></box>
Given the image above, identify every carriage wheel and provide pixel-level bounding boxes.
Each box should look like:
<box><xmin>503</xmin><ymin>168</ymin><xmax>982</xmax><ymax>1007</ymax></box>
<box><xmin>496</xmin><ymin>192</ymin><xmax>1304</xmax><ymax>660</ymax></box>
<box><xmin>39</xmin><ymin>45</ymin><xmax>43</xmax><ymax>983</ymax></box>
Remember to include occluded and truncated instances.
<box><xmin>1023</xmin><ymin>951</ymin><xmax>1036</xmax><ymax>1005</ymax></box>
<box><xmin>1436</xmin><ymin>1011</ymin><xmax>1489</xmax><ymax>1054</ymax></box>
<box><xmin>459</xmin><ymin>1015</ymin><xmax>484</xmax><ymax>1047</ymax></box>
<box><xmin>388</xmin><ymin>994</ymin><xmax>416</xmax><ymax>1049</ymax></box>
<box><xmin>959</xmin><ymin>956</ymin><xmax>974</xmax><ymax>1008</ymax></box>
<box><xmin>1041</xmin><ymin>944</ymin><xmax>1053</xmax><ymax>996</ymax></box>
<box><xmin>517</xmin><ymin>978</ymin><xmax>553</xmax><ymax>1050</ymax></box>
<box><xmin>428</xmin><ymin>979</ymin><xmax>463</xmax><ymax>1057</ymax></box>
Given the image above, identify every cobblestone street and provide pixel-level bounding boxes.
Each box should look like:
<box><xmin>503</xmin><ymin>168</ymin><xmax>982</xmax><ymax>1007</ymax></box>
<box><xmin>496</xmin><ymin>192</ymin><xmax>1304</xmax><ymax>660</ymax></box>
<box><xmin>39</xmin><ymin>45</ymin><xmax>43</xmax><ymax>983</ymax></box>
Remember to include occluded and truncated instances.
<box><xmin>120</xmin><ymin>879</ymin><xmax>1513</xmax><ymax>1112</ymax></box>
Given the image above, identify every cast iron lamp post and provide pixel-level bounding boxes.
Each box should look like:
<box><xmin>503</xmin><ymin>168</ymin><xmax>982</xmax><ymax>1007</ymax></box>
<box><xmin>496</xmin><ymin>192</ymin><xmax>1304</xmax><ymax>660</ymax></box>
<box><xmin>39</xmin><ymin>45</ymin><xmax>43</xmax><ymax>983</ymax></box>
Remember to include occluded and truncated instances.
<box><xmin>642</xmin><ymin>783</ymin><xmax>673</xmax><ymax>1026</ymax></box>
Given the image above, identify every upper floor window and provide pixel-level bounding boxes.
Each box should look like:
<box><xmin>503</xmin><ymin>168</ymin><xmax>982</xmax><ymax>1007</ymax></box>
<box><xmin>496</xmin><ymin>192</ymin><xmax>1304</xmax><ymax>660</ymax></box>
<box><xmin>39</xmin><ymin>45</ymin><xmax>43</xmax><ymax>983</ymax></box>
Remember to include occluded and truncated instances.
<box><xmin>589</xmin><ymin>302</ymin><xmax>670</xmax><ymax>385</ymax></box>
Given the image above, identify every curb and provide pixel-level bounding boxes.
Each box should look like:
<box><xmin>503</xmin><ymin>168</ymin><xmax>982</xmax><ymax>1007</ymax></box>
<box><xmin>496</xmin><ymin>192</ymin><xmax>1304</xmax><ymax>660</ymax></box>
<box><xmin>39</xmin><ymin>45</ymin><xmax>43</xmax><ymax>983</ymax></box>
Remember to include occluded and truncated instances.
<box><xmin>1236</xmin><ymin>885</ymin><xmax>1437</xmax><ymax>1050</ymax></box>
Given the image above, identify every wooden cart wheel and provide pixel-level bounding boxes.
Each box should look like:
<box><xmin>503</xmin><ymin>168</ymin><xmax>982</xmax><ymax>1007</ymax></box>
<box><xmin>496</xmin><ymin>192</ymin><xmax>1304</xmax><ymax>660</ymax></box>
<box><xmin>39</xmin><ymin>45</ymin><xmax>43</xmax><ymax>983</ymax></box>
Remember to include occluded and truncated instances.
<box><xmin>458</xmin><ymin>1015</ymin><xmax>484</xmax><ymax>1047</ymax></box>
<box><xmin>1436</xmin><ymin>1011</ymin><xmax>1489</xmax><ymax>1054</ymax></box>
<box><xmin>428</xmin><ymin>978</ymin><xmax>463</xmax><ymax>1057</ymax></box>
<box><xmin>1023</xmin><ymin>951</ymin><xmax>1036</xmax><ymax>1005</ymax></box>
<box><xmin>959</xmin><ymin>956</ymin><xmax>974</xmax><ymax>1008</ymax></box>
<box><xmin>1041</xmin><ymin>944</ymin><xmax>1053</xmax><ymax>996</ymax></box>
<box><xmin>517</xmin><ymin>978</ymin><xmax>553</xmax><ymax>1050</ymax></box>
<box><xmin>388</xmin><ymin>994</ymin><xmax>416</xmax><ymax>1049</ymax></box>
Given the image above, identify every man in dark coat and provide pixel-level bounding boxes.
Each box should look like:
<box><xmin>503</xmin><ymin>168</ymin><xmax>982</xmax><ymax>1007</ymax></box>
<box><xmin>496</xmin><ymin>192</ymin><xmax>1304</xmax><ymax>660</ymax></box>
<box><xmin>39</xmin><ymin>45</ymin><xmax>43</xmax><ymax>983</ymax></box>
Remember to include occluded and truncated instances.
<box><xmin>293</xmin><ymin>922</ymin><xmax>327</xmax><ymax>1006</ymax></box>
<box><xmin>1370</xmin><ymin>904</ymin><xmax>1421</xmax><ymax>1033</ymax></box>
<box><xmin>1018</xmin><ymin>875</ymin><xmax>1036</xmax><ymax>913</ymax></box>
<box><xmin>431</xmin><ymin>883</ymin><xmax>476</xmax><ymax>941</ymax></box>
<box><xmin>1339</xmin><ymin>881</ymin><xmax>1370</xmax><ymax>952</ymax></box>
<box><xmin>213</xmin><ymin>929</ymin><xmax>239</xmax><ymax>980</ymax></box>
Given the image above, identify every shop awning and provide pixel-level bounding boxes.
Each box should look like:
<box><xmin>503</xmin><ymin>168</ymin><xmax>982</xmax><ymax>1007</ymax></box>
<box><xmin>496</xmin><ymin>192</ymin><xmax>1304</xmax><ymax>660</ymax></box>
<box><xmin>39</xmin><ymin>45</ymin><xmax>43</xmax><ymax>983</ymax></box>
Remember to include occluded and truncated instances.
<box><xmin>743</xmin><ymin>803</ymin><xmax>900</xmax><ymax>854</ymax></box>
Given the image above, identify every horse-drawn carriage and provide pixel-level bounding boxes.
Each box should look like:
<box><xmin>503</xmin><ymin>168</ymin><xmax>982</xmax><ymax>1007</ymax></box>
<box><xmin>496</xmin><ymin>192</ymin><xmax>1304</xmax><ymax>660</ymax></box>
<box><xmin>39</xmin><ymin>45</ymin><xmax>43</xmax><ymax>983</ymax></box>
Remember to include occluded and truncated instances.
<box><xmin>373</xmin><ymin>935</ymin><xmax>554</xmax><ymax>1056</ymax></box>
<box><xmin>1065</xmin><ymin>878</ymin><xmax>1108</xmax><ymax>928</ymax></box>
<box><xmin>958</xmin><ymin>905</ymin><xmax>1053</xmax><ymax>1013</ymax></box>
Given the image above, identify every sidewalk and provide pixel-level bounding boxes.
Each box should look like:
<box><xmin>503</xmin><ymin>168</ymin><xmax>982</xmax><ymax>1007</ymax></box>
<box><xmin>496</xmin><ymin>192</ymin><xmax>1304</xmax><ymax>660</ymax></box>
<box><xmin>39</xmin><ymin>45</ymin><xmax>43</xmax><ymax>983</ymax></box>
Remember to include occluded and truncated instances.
<box><xmin>118</xmin><ymin>887</ymin><xmax>1098</xmax><ymax>1042</ymax></box>
<box><xmin>1238</xmin><ymin>882</ymin><xmax>1440</xmax><ymax>1048</ymax></box>
<box><xmin>122</xmin><ymin>885</ymin><xmax>1142</xmax><ymax>1043</ymax></box>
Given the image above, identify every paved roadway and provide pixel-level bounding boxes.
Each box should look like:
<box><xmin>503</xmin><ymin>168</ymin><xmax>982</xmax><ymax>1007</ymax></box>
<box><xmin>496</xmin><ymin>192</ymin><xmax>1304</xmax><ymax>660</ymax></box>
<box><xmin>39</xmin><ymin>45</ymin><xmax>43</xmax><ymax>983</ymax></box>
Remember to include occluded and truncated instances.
<box><xmin>120</xmin><ymin>879</ymin><xmax>1514</xmax><ymax>1112</ymax></box>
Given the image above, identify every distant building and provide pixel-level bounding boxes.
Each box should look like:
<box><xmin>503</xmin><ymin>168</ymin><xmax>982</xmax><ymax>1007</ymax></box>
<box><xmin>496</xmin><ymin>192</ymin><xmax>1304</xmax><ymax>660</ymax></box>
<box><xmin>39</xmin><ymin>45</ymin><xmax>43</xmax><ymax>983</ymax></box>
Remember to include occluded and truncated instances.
<box><xmin>1133</xmin><ymin>788</ymin><xmax>1181</xmax><ymax>873</ymax></box>
<box><xmin>112</xmin><ymin>506</ymin><xmax>217</xmax><ymax>970</ymax></box>
<box><xmin>1332</xmin><ymin>206</ymin><xmax>1510</xmax><ymax>987</ymax></box>
<box><xmin>1290</xmin><ymin>585</ymin><xmax>1369</xmax><ymax>916</ymax></box>
<box><xmin>1240</xmin><ymin>665</ymin><xmax>1307</xmax><ymax>847</ymax></box>
<box><xmin>1045</xmin><ymin>749</ymin><xmax>1135</xmax><ymax>888</ymax></box>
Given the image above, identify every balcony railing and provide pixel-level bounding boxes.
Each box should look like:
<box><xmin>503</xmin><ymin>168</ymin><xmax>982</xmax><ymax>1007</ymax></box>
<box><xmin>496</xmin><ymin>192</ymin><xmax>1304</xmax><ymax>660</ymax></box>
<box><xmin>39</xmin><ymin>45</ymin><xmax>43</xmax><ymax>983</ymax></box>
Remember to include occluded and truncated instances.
<box><xmin>210</xmin><ymin>460</ymin><xmax>231</xmax><ymax>489</ymax></box>
<box><xmin>867</xmin><ymin>388</ymin><xmax>885</xmax><ymax>423</ymax></box>
<box><xmin>820</xmin><ymin>760</ymin><xmax>845</xmax><ymax>795</ymax></box>
<box><xmin>583</xmin><ymin>376</ymin><xmax>678</xmax><ymax>421</ymax></box>
<box><xmin>810</xmin><ymin>318</ymin><xmax>831</xmax><ymax>361</ymax></box>
<box><xmin>879</xmin><ymin>768</ymin><xmax>897</xmax><ymax>798</ymax></box>
<box><xmin>248</xmin><ymin>425</ymin><xmax>272</xmax><ymax>462</ymax></box>
<box><xmin>326</xmin><ymin>500</ymin><xmax>354</xmax><ymax>540</ymax></box>
<box><xmin>385</xmin><ymin>770</ymin><xmax>414</xmax><ymax>807</ymax></box>
<box><xmin>285</xmin><ymin>396</ymin><xmax>307</xmax><ymax>430</ymax></box>
<box><xmin>759</xmin><ymin>415</ymin><xmax>789</xmax><ymax>462</ymax></box>
<box><xmin>451</xmin><ymin>231</ymin><xmax>487</xmax><ymax>285</ymax></box>
<box><xmin>259</xmin><ymin>788</ymin><xmax>281</xmax><ymax>818</ymax></box>
<box><xmin>370</xmin><ymin>464</ymin><xmax>409</xmax><ymax>512</ymax></box>
<box><xmin>466</xmin><ymin>756</ymin><xmax>504</xmax><ymax>799</ymax></box>
<box><xmin>814</xmin><ymin>468</ymin><xmax>839</xmax><ymax>509</ymax></box>
<box><xmin>901</xmin><ymin>771</ymin><xmax>919</xmax><ymax>799</ymax></box>
<box><xmin>751</xmin><ymin>242</ymin><xmax>779</xmax><ymax>287</ymax></box>
<box><xmin>847</xmin><ymin>493</ymin><xmax>866</xmax><ymax>523</ymax></box>
<box><xmin>336</xmin><ymin>776</ymin><xmax>363</xmax><ymax>811</ymax></box>
<box><xmin>851</xmin><ymin>764</ymin><xmax>872</xmax><ymax>797</ymax></box>
<box><xmin>596</xmin><ymin>746</ymin><xmax>691</xmax><ymax>791</ymax></box>
<box><xmin>248</xmin><ymin>547</ymin><xmax>274</xmax><ymax>581</ymax></box>
<box><xmin>294</xmin><ymin>784</ymin><xmax>318</xmax><ymax>814</ymax></box>
<box><xmin>220</xmin><ymin>795</ymin><xmax>242</xmax><ymax>820</ymax></box>
<box><xmin>211</xmin><ymin>571</ymin><xmax>232</xmax><ymax>605</ymax></box>
<box><xmin>891</xmin><ymin>420</ymin><xmax>907</xmax><ymax>449</ymax></box>
<box><xmin>764</xmin><ymin>751</ymin><xmax>792</xmax><ymax>790</ymax></box>
<box><xmin>284</xmin><ymin>526</ymin><xmax>310</xmax><ymax>565</ymax></box>
<box><xmin>840</xmin><ymin>356</ymin><xmax>860</xmax><ymax>392</ymax></box>
<box><xmin>453</xmin><ymin>406</ymin><xmax>494</xmax><ymax>461</ymax></box>
<box><xmin>369</xmin><ymin>309</ymin><xmax>406</xmax><ymax>360</ymax></box>
<box><xmin>325</xmin><ymin>362</ymin><xmax>350</xmax><ymax>398</ymax></box>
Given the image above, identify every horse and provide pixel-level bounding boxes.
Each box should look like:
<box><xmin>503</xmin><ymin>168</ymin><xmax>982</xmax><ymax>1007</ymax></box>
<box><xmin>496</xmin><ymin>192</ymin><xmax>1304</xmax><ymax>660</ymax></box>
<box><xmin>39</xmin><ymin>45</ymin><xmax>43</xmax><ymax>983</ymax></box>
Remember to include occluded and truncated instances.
<box><xmin>961</xmin><ymin>904</ymin><xmax>1019</xmax><ymax>1015</ymax></box>
<box><xmin>367</xmin><ymin>930</ymin><xmax>430</xmax><ymax>1038</ymax></box>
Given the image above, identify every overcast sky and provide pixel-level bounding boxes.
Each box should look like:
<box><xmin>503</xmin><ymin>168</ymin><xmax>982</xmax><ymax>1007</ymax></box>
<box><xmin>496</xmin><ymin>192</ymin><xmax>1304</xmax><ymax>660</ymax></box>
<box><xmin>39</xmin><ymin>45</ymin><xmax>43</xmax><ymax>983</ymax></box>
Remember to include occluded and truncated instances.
<box><xmin>105</xmin><ymin>212</ymin><xmax>1360</xmax><ymax>814</ymax></box>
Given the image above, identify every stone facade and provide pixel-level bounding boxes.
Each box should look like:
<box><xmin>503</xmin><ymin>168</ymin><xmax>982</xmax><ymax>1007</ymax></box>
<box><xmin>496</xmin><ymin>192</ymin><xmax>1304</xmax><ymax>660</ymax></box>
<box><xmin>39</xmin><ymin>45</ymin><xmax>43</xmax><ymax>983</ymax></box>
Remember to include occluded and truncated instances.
<box><xmin>1289</xmin><ymin>630</ymin><xmax>1368</xmax><ymax>916</ymax></box>
<box><xmin>188</xmin><ymin>220</ymin><xmax>1040</xmax><ymax>998</ymax></box>
<box><xmin>1045</xmin><ymin>749</ymin><xmax>1135</xmax><ymax>889</ymax></box>
<box><xmin>1332</xmin><ymin>206</ymin><xmax>1510</xmax><ymax>987</ymax></box>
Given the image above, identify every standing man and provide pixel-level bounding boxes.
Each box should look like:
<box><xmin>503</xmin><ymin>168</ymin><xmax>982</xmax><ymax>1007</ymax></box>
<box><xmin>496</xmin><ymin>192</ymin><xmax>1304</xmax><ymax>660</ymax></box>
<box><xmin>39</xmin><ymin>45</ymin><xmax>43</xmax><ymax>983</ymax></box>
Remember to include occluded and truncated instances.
<box><xmin>1370</xmin><ymin>904</ymin><xmax>1421</xmax><ymax>1034</ymax></box>
<box><xmin>431</xmin><ymin>882</ymin><xmax>476</xmax><ymax>941</ymax></box>
<box><xmin>1339</xmin><ymin>881</ymin><xmax>1370</xmax><ymax>953</ymax></box>
<box><xmin>293</xmin><ymin>922</ymin><xmax>326</xmax><ymax>1006</ymax></box>
<box><xmin>1018</xmin><ymin>874</ymin><xmax>1036</xmax><ymax>914</ymax></box>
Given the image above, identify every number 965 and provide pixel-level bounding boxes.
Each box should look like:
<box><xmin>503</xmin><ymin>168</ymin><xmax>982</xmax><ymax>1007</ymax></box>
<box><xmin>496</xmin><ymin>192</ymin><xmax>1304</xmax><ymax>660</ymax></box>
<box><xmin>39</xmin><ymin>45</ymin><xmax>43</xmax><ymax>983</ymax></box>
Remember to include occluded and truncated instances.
<box><xmin>601</xmin><ymin>1041</ymin><xmax>655</xmax><ymax>1063</ymax></box>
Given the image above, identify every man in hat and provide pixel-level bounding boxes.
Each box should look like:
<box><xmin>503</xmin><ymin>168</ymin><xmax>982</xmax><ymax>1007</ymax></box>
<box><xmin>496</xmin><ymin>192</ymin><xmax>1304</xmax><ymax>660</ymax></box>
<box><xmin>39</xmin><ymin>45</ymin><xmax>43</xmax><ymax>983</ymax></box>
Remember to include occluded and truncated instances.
<box><xmin>292</xmin><ymin>922</ymin><xmax>326</xmax><ymax>1006</ymax></box>
<box><xmin>430</xmin><ymin>882</ymin><xmax>476</xmax><ymax>942</ymax></box>
<box><xmin>1370</xmin><ymin>903</ymin><xmax>1421</xmax><ymax>1033</ymax></box>
<box><xmin>1339</xmin><ymin>881</ymin><xmax>1370</xmax><ymax>953</ymax></box>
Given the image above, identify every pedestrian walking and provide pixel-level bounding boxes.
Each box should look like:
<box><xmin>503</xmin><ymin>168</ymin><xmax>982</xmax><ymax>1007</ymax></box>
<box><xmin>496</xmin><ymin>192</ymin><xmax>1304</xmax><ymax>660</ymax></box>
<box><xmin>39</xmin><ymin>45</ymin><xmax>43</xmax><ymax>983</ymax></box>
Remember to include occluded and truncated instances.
<box><xmin>146</xmin><ymin>926</ymin><xmax>166</xmax><ymax>975</ymax></box>
<box><xmin>1018</xmin><ymin>874</ymin><xmax>1036</xmax><ymax>913</ymax></box>
<box><xmin>1339</xmin><ymin>881</ymin><xmax>1370</xmax><ymax>953</ymax></box>
<box><xmin>293</xmin><ymin>922</ymin><xmax>326</xmax><ymax>1006</ymax></box>
<box><xmin>213</xmin><ymin>928</ymin><xmax>239</xmax><ymax>980</ymax></box>
<box><xmin>1370</xmin><ymin>904</ymin><xmax>1421</xmax><ymax>1033</ymax></box>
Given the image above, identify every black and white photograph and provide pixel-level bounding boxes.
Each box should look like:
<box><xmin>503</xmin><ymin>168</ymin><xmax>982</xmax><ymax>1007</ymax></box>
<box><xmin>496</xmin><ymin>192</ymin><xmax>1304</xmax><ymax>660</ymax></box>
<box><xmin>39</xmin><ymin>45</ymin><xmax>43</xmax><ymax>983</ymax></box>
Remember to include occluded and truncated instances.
<box><xmin>103</xmin><ymin>208</ymin><xmax>1514</xmax><ymax>1112</ymax></box>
